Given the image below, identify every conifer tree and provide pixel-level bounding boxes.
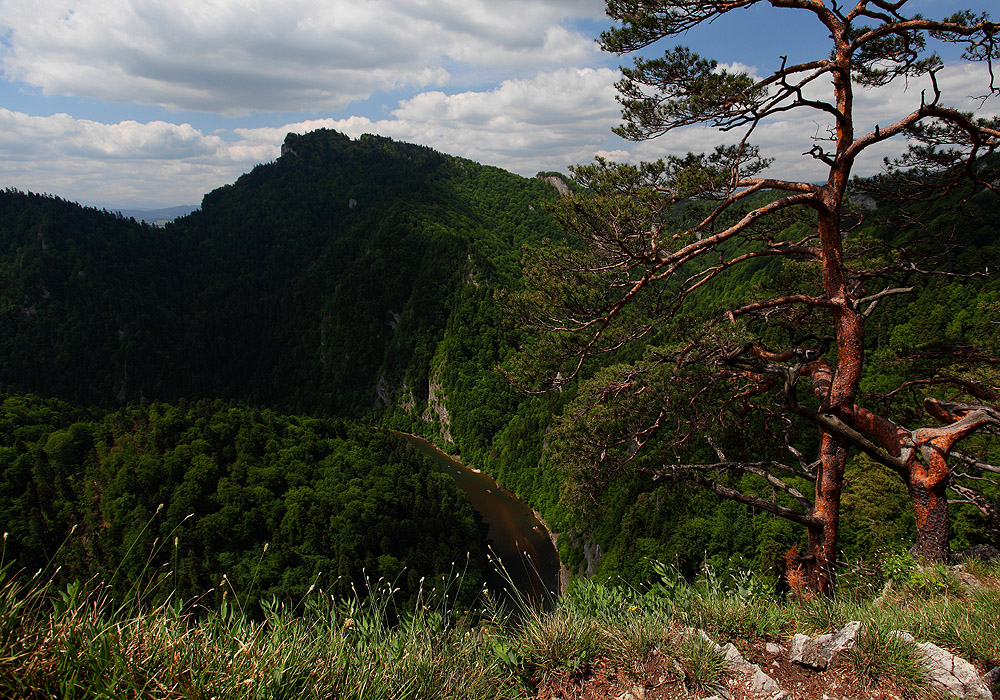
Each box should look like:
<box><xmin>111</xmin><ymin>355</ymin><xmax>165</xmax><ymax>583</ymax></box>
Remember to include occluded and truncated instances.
<box><xmin>515</xmin><ymin>0</ymin><xmax>1000</xmax><ymax>592</ymax></box>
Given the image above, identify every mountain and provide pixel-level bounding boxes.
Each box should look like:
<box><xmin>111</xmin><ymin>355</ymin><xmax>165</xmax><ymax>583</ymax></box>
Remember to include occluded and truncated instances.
<box><xmin>1</xmin><ymin>130</ymin><xmax>566</xmax><ymax>420</ymax></box>
<box><xmin>115</xmin><ymin>205</ymin><xmax>200</xmax><ymax>226</ymax></box>
<box><xmin>0</xmin><ymin>131</ymin><xmax>573</xmax><ymax>604</ymax></box>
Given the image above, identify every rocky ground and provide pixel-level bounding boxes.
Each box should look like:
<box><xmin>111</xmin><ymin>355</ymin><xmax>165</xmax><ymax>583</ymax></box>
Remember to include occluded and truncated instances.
<box><xmin>534</xmin><ymin>625</ymin><xmax>999</xmax><ymax>700</ymax></box>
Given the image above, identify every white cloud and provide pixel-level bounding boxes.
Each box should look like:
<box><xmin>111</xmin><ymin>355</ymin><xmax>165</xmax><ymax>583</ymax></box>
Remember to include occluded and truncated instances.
<box><xmin>0</xmin><ymin>109</ymin><xmax>266</xmax><ymax>204</ymax></box>
<box><xmin>256</xmin><ymin>67</ymin><xmax>623</xmax><ymax>172</ymax></box>
<box><xmin>0</xmin><ymin>0</ymin><xmax>605</xmax><ymax>114</ymax></box>
<box><xmin>594</xmin><ymin>149</ymin><xmax>631</xmax><ymax>162</ymax></box>
<box><xmin>712</xmin><ymin>62</ymin><xmax>762</xmax><ymax>81</ymax></box>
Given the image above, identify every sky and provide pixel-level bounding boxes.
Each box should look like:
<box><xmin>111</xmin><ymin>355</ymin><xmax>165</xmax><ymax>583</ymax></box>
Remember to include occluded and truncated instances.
<box><xmin>0</xmin><ymin>0</ymin><xmax>997</xmax><ymax>208</ymax></box>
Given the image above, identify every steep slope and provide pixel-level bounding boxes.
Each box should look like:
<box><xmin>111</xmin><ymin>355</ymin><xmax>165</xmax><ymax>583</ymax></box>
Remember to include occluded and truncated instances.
<box><xmin>0</xmin><ymin>131</ymin><xmax>566</xmax><ymax>419</ymax></box>
<box><xmin>0</xmin><ymin>190</ymin><xmax>184</xmax><ymax>404</ymax></box>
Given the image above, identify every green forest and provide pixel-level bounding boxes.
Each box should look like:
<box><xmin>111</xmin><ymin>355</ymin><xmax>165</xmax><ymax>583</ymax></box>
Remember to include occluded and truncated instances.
<box><xmin>1</xmin><ymin>125</ymin><xmax>998</xmax><ymax>608</ymax></box>
<box><xmin>0</xmin><ymin>393</ymin><xmax>484</xmax><ymax>610</ymax></box>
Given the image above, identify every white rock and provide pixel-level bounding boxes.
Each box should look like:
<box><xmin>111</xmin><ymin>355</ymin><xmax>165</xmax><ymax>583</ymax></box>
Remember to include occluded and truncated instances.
<box><xmin>890</xmin><ymin>631</ymin><xmax>994</xmax><ymax>700</ymax></box>
<box><xmin>715</xmin><ymin>638</ymin><xmax>784</xmax><ymax>697</ymax></box>
<box><xmin>789</xmin><ymin>621</ymin><xmax>862</xmax><ymax>670</ymax></box>
<box><xmin>750</xmin><ymin>667</ymin><xmax>783</xmax><ymax>695</ymax></box>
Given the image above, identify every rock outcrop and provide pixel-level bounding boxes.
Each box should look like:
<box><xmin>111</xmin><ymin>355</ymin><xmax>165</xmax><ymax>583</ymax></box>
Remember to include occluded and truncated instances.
<box><xmin>422</xmin><ymin>367</ymin><xmax>453</xmax><ymax>443</ymax></box>
<box><xmin>890</xmin><ymin>631</ymin><xmax>994</xmax><ymax>700</ymax></box>
<box><xmin>962</xmin><ymin>543</ymin><xmax>1000</xmax><ymax>563</ymax></box>
<box><xmin>789</xmin><ymin>621</ymin><xmax>862</xmax><ymax>670</ymax></box>
<box><xmin>542</xmin><ymin>174</ymin><xmax>571</xmax><ymax>196</ymax></box>
<box><xmin>690</xmin><ymin>629</ymin><xmax>786</xmax><ymax>699</ymax></box>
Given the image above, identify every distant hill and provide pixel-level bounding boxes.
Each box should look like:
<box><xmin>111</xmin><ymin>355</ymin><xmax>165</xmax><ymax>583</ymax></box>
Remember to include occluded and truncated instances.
<box><xmin>115</xmin><ymin>204</ymin><xmax>199</xmax><ymax>225</ymax></box>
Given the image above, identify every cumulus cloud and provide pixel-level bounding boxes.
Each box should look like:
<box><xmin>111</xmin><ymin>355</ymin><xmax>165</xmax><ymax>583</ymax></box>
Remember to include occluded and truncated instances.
<box><xmin>0</xmin><ymin>109</ymin><xmax>266</xmax><ymax>204</ymax></box>
<box><xmin>0</xmin><ymin>0</ymin><xmax>605</xmax><ymax>114</ymax></box>
<box><xmin>240</xmin><ymin>67</ymin><xmax>623</xmax><ymax>174</ymax></box>
<box><xmin>712</xmin><ymin>62</ymin><xmax>762</xmax><ymax>80</ymax></box>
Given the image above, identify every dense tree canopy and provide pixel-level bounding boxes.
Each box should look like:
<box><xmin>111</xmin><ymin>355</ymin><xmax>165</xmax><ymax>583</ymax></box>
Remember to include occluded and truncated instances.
<box><xmin>0</xmin><ymin>393</ymin><xmax>485</xmax><ymax>612</ymax></box>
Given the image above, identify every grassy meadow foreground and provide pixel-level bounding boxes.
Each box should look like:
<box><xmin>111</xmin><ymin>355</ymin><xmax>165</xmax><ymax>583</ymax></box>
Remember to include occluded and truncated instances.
<box><xmin>1</xmin><ymin>550</ymin><xmax>997</xmax><ymax>700</ymax></box>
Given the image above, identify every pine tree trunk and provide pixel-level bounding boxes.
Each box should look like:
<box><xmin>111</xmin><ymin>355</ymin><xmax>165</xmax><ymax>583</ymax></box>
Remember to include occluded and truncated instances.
<box><xmin>808</xmin><ymin>431</ymin><xmax>847</xmax><ymax>594</ymax></box>
<box><xmin>908</xmin><ymin>468</ymin><xmax>951</xmax><ymax>563</ymax></box>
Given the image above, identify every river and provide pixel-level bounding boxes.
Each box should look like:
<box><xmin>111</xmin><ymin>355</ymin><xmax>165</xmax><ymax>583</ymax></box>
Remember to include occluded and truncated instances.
<box><xmin>397</xmin><ymin>433</ymin><xmax>562</xmax><ymax>605</ymax></box>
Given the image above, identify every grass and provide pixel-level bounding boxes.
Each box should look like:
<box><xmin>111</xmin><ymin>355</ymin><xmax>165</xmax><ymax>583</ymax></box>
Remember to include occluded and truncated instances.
<box><xmin>0</xmin><ymin>550</ymin><xmax>997</xmax><ymax>699</ymax></box>
<box><xmin>0</xmin><ymin>566</ymin><xmax>525</xmax><ymax>700</ymax></box>
<box><xmin>678</xmin><ymin>632</ymin><xmax>729</xmax><ymax>694</ymax></box>
<box><xmin>847</xmin><ymin>615</ymin><xmax>930</xmax><ymax>696</ymax></box>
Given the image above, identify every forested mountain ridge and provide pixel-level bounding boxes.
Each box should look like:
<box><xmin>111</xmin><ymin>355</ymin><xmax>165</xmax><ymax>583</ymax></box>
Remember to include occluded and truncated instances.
<box><xmin>1</xmin><ymin>130</ymin><xmax>998</xmax><ymax>600</ymax></box>
<box><xmin>0</xmin><ymin>190</ymin><xmax>183</xmax><ymax>404</ymax></box>
<box><xmin>1</xmin><ymin>130</ymin><xmax>566</xmax><ymax>418</ymax></box>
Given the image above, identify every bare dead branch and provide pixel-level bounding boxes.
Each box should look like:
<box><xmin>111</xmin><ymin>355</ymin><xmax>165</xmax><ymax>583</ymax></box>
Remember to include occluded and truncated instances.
<box><xmin>638</xmin><ymin>465</ymin><xmax>820</xmax><ymax>526</ymax></box>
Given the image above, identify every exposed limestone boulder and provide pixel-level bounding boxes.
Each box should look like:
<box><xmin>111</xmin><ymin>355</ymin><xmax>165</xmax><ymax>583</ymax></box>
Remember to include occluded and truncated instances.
<box><xmin>398</xmin><ymin>382</ymin><xmax>416</xmax><ymax>413</ymax></box>
<box><xmin>849</xmin><ymin>193</ymin><xmax>878</xmax><ymax>212</ymax></box>
<box><xmin>542</xmin><ymin>174</ymin><xmax>571</xmax><ymax>196</ymax></box>
<box><xmin>951</xmin><ymin>564</ymin><xmax>985</xmax><ymax>592</ymax></box>
<box><xmin>890</xmin><ymin>631</ymin><xmax>994</xmax><ymax>700</ymax></box>
<box><xmin>685</xmin><ymin>629</ymin><xmax>786</xmax><ymax>699</ymax></box>
<box><xmin>720</xmin><ymin>643</ymin><xmax>786</xmax><ymax>698</ymax></box>
<box><xmin>789</xmin><ymin>621</ymin><xmax>862</xmax><ymax>670</ymax></box>
<box><xmin>375</xmin><ymin>374</ymin><xmax>390</xmax><ymax>407</ymax></box>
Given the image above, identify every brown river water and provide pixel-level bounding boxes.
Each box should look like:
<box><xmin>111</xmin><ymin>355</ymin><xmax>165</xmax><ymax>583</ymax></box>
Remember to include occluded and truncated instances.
<box><xmin>397</xmin><ymin>432</ymin><xmax>562</xmax><ymax>606</ymax></box>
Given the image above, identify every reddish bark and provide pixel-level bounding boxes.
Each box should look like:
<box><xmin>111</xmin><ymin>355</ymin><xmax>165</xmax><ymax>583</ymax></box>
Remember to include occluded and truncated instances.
<box><xmin>908</xmin><ymin>407</ymin><xmax>1000</xmax><ymax>560</ymax></box>
<box><xmin>804</xmin><ymin>364</ymin><xmax>998</xmax><ymax>563</ymax></box>
<box><xmin>808</xmin><ymin>431</ymin><xmax>848</xmax><ymax>593</ymax></box>
<box><xmin>908</xmin><ymin>448</ymin><xmax>952</xmax><ymax>562</ymax></box>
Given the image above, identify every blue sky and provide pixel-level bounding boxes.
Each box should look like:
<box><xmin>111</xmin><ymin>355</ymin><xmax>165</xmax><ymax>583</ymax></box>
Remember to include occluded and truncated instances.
<box><xmin>1</xmin><ymin>0</ymin><xmax>997</xmax><ymax>208</ymax></box>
